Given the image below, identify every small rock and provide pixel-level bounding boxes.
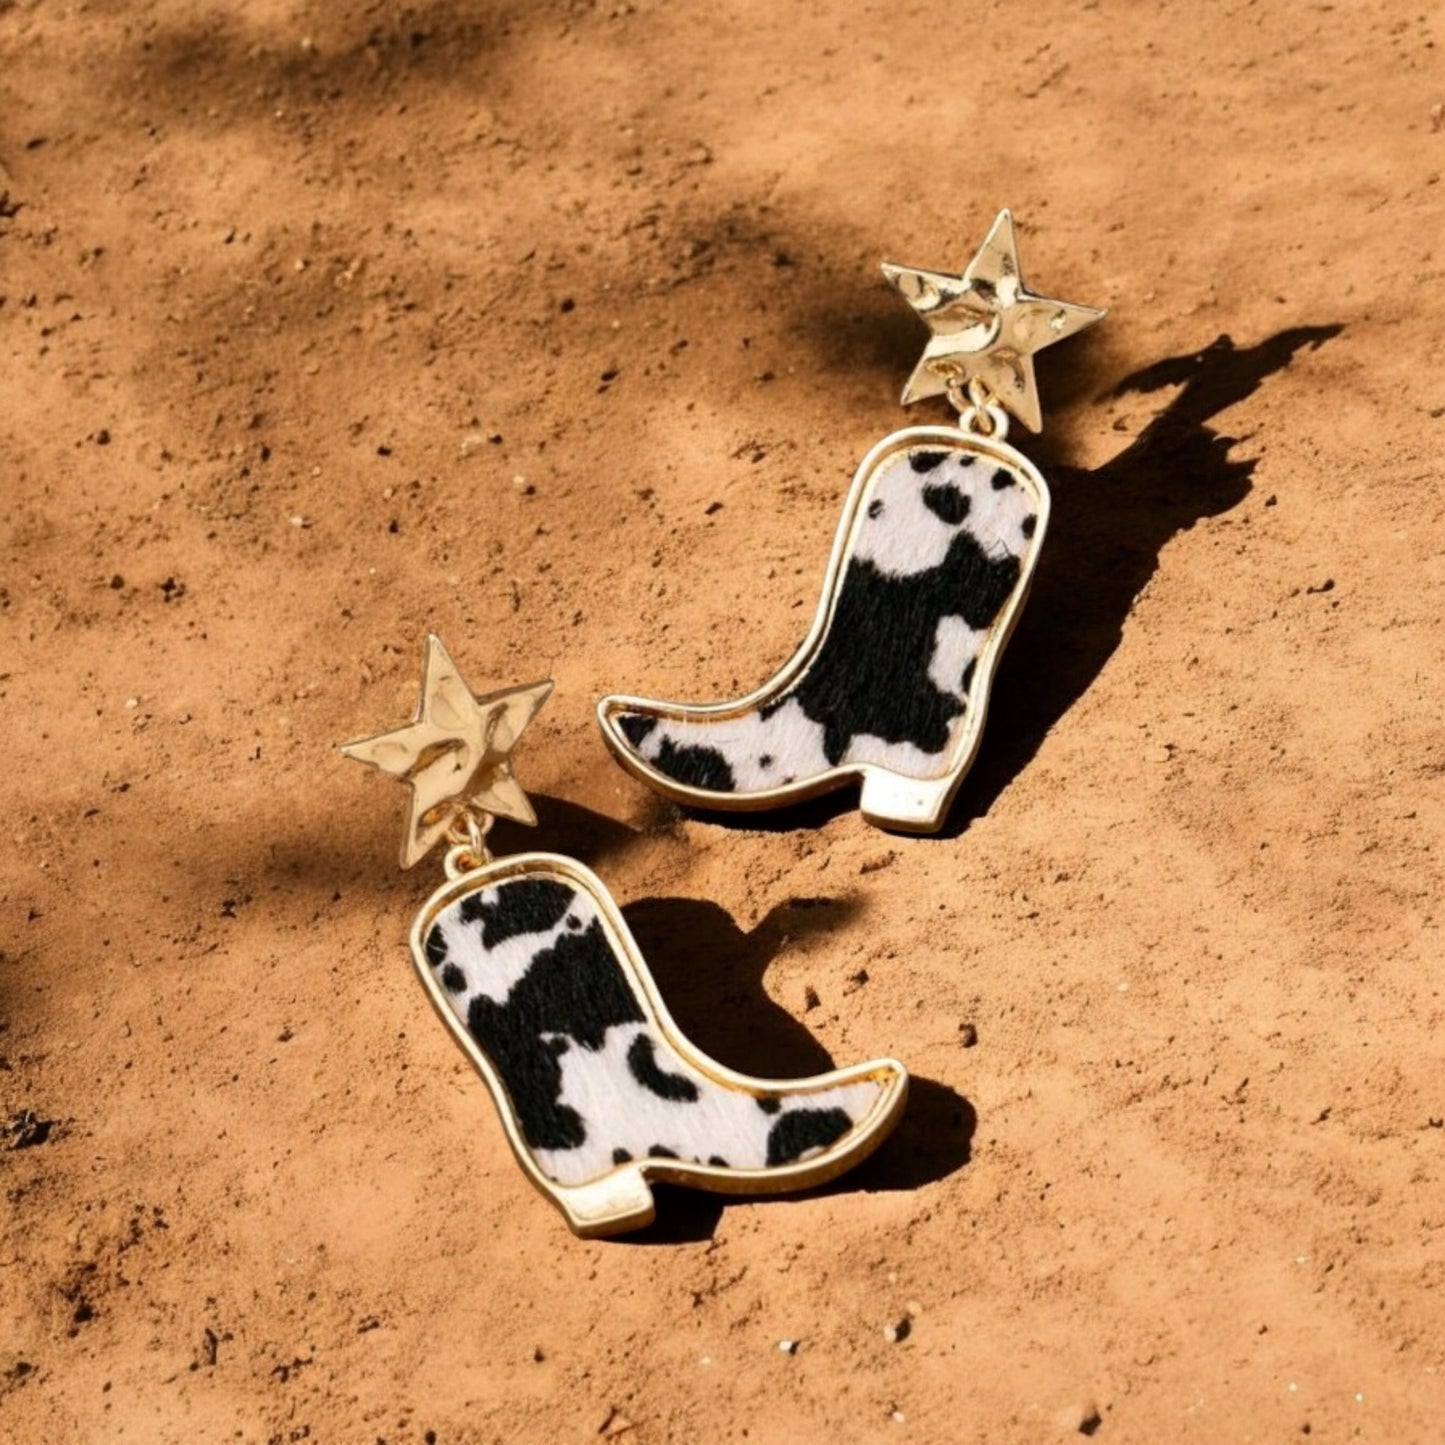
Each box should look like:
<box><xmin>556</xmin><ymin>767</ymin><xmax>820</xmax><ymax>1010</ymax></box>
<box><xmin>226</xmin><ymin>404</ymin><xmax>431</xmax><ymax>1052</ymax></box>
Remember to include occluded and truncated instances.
<box><xmin>959</xmin><ymin>1022</ymin><xmax>978</xmax><ymax>1048</ymax></box>
<box><xmin>1144</xmin><ymin>743</ymin><xmax>1172</xmax><ymax>764</ymax></box>
<box><xmin>4</xmin><ymin>1110</ymin><xmax>57</xmax><ymax>1149</ymax></box>
<box><xmin>459</xmin><ymin>432</ymin><xmax>487</xmax><ymax>457</ymax></box>
<box><xmin>1055</xmin><ymin>1399</ymin><xmax>1102</xmax><ymax>1435</ymax></box>
<box><xmin>803</xmin><ymin>986</ymin><xmax>820</xmax><ymax>1011</ymax></box>
<box><xmin>777</xmin><ymin>1339</ymin><xmax>798</xmax><ymax>1355</ymax></box>
<box><xmin>1305</xmin><ymin>577</ymin><xmax>1335</xmax><ymax>595</ymax></box>
<box><xmin>883</xmin><ymin>1317</ymin><xmax>911</xmax><ymax>1344</ymax></box>
<box><xmin>905</xmin><ymin>1299</ymin><xmax>922</xmax><ymax>1318</ymax></box>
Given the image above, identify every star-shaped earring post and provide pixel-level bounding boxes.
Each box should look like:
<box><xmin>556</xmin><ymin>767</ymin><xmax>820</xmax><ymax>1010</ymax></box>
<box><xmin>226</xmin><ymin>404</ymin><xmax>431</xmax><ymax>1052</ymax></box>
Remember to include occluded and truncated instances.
<box><xmin>882</xmin><ymin>209</ymin><xmax>1105</xmax><ymax>433</ymax></box>
<box><xmin>341</xmin><ymin>635</ymin><xmax>552</xmax><ymax>868</ymax></box>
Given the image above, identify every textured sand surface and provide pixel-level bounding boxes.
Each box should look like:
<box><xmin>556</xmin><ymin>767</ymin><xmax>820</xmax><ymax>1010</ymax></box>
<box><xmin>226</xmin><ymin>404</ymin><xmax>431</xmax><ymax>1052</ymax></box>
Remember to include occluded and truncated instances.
<box><xmin>3</xmin><ymin>1</ymin><xmax>1445</xmax><ymax>1440</ymax></box>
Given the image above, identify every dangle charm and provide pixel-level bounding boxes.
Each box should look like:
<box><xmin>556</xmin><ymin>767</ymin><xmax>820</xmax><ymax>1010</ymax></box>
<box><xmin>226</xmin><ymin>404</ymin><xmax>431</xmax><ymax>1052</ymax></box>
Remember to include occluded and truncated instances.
<box><xmin>598</xmin><ymin>210</ymin><xmax>1105</xmax><ymax>832</ymax></box>
<box><xmin>343</xmin><ymin>637</ymin><xmax>907</xmax><ymax>1237</ymax></box>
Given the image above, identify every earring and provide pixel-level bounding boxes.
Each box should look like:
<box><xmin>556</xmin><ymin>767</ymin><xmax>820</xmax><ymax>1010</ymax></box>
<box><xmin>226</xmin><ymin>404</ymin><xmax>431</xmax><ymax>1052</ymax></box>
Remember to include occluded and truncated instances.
<box><xmin>599</xmin><ymin>210</ymin><xmax>1104</xmax><ymax>833</ymax></box>
<box><xmin>342</xmin><ymin>637</ymin><xmax>908</xmax><ymax>1238</ymax></box>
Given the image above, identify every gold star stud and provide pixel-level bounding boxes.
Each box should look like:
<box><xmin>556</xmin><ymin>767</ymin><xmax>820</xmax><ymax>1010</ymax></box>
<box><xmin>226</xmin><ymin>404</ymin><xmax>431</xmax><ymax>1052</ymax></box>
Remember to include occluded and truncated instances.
<box><xmin>341</xmin><ymin>635</ymin><xmax>552</xmax><ymax>868</ymax></box>
<box><xmin>882</xmin><ymin>209</ymin><xmax>1105</xmax><ymax>433</ymax></box>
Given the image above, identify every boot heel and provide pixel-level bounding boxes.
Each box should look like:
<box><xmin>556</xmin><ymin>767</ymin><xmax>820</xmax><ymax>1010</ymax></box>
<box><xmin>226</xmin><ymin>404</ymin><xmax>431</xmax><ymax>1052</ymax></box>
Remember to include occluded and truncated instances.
<box><xmin>554</xmin><ymin>1165</ymin><xmax>657</xmax><ymax>1239</ymax></box>
<box><xmin>859</xmin><ymin>768</ymin><xmax>956</xmax><ymax>833</ymax></box>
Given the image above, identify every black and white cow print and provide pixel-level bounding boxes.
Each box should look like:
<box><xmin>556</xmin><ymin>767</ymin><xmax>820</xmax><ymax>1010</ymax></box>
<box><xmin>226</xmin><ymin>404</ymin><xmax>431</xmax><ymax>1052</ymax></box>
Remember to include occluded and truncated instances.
<box><xmin>423</xmin><ymin>874</ymin><xmax>885</xmax><ymax>1187</ymax></box>
<box><xmin>608</xmin><ymin>443</ymin><xmax>1041</xmax><ymax>795</ymax></box>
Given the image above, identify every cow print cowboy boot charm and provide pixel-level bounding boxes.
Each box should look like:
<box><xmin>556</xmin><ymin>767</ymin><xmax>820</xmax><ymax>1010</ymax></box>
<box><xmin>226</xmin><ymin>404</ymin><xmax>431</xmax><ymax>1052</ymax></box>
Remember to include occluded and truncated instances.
<box><xmin>598</xmin><ymin>210</ymin><xmax>1105</xmax><ymax>833</ymax></box>
<box><xmin>342</xmin><ymin>637</ymin><xmax>908</xmax><ymax>1238</ymax></box>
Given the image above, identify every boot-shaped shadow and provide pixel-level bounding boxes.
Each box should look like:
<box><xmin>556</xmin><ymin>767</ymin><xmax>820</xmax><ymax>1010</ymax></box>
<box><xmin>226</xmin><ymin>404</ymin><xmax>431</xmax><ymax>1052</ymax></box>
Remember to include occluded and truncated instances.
<box><xmin>623</xmin><ymin>893</ymin><xmax>858</xmax><ymax>1075</ymax></box>
<box><xmin>638</xmin><ymin>326</ymin><xmax>1342</xmax><ymax>839</ymax></box>
<box><xmin>615</xmin><ymin>894</ymin><xmax>975</xmax><ymax>1244</ymax></box>
<box><xmin>946</xmin><ymin>324</ymin><xmax>1344</xmax><ymax>833</ymax></box>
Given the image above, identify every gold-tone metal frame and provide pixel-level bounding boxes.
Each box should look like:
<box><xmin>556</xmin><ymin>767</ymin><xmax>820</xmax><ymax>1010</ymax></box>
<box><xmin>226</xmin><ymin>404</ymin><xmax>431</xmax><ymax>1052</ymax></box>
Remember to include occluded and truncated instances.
<box><xmin>411</xmin><ymin>852</ymin><xmax>910</xmax><ymax>1239</ymax></box>
<box><xmin>597</xmin><ymin>423</ymin><xmax>1051</xmax><ymax>834</ymax></box>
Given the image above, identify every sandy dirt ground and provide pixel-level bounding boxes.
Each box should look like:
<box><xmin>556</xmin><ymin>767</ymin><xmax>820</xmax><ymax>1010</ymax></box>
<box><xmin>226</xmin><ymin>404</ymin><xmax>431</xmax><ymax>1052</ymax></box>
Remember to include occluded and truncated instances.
<box><xmin>4</xmin><ymin>0</ymin><xmax>1445</xmax><ymax>1440</ymax></box>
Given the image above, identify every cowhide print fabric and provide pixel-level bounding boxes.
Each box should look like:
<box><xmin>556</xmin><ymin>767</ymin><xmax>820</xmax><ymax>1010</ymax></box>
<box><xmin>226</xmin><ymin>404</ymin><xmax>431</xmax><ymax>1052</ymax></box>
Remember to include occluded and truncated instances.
<box><xmin>604</xmin><ymin>441</ymin><xmax>1042</xmax><ymax>796</ymax></box>
<box><xmin>422</xmin><ymin>873</ymin><xmax>885</xmax><ymax>1187</ymax></box>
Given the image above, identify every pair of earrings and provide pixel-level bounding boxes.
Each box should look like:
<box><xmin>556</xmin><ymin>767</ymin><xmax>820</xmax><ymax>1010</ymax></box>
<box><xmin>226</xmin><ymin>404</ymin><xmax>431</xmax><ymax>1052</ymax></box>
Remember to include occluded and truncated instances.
<box><xmin>343</xmin><ymin>212</ymin><xmax>1104</xmax><ymax>1237</ymax></box>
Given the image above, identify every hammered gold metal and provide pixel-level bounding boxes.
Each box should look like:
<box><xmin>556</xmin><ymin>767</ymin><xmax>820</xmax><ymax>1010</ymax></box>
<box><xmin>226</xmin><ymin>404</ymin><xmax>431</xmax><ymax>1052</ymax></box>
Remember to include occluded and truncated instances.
<box><xmin>341</xmin><ymin>635</ymin><xmax>552</xmax><ymax>868</ymax></box>
<box><xmin>883</xmin><ymin>209</ymin><xmax>1105</xmax><ymax>433</ymax></box>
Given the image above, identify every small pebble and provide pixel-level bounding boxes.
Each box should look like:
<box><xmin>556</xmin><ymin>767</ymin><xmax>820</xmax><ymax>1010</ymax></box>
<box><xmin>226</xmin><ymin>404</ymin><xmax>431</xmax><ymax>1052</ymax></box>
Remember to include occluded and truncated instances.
<box><xmin>890</xmin><ymin>1409</ymin><xmax>906</xmax><ymax>1424</ymax></box>
<box><xmin>778</xmin><ymin>1339</ymin><xmax>798</xmax><ymax>1355</ymax></box>
<box><xmin>905</xmin><ymin>1299</ymin><xmax>922</xmax><ymax>1318</ymax></box>
<box><xmin>1055</xmin><ymin>1398</ymin><xmax>1102</xmax><ymax>1435</ymax></box>
<box><xmin>883</xmin><ymin>1317</ymin><xmax>911</xmax><ymax>1344</ymax></box>
<box><xmin>1144</xmin><ymin>743</ymin><xmax>1173</xmax><ymax>764</ymax></box>
<box><xmin>124</xmin><ymin>697</ymin><xmax>139</xmax><ymax>710</ymax></box>
<box><xmin>959</xmin><ymin>1022</ymin><xmax>978</xmax><ymax>1048</ymax></box>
